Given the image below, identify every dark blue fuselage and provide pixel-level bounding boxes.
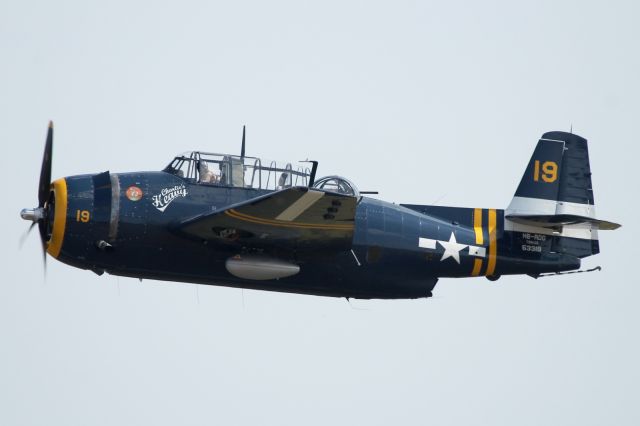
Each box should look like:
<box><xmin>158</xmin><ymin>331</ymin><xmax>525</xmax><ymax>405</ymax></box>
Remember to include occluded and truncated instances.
<box><xmin>51</xmin><ymin>171</ymin><xmax>581</xmax><ymax>299</ymax></box>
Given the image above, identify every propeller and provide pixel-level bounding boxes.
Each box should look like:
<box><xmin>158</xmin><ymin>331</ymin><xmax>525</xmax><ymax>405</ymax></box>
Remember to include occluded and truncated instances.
<box><xmin>20</xmin><ymin>121</ymin><xmax>54</xmax><ymax>269</ymax></box>
<box><xmin>39</xmin><ymin>121</ymin><xmax>53</xmax><ymax>207</ymax></box>
<box><xmin>18</xmin><ymin>222</ymin><xmax>37</xmax><ymax>249</ymax></box>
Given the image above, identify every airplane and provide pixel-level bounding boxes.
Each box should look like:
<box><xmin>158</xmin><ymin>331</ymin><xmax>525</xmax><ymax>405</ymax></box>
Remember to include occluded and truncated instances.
<box><xmin>20</xmin><ymin>122</ymin><xmax>620</xmax><ymax>299</ymax></box>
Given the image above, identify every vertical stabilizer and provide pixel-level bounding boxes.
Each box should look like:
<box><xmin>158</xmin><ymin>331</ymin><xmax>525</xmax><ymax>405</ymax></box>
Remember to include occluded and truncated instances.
<box><xmin>507</xmin><ymin>132</ymin><xmax>595</xmax><ymax>218</ymax></box>
<box><xmin>505</xmin><ymin>131</ymin><xmax>607</xmax><ymax>258</ymax></box>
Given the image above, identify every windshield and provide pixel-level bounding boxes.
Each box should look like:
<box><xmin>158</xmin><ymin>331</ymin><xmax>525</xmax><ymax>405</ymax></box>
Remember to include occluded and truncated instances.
<box><xmin>163</xmin><ymin>151</ymin><xmax>311</xmax><ymax>190</ymax></box>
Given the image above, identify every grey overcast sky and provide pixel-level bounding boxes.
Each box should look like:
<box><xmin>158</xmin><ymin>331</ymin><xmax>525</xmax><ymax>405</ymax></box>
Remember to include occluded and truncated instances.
<box><xmin>1</xmin><ymin>1</ymin><xmax>638</xmax><ymax>425</ymax></box>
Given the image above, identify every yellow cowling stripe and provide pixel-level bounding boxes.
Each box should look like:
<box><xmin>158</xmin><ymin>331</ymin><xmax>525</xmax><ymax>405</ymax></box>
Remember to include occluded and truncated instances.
<box><xmin>47</xmin><ymin>178</ymin><xmax>67</xmax><ymax>258</ymax></box>
<box><xmin>485</xmin><ymin>209</ymin><xmax>497</xmax><ymax>276</ymax></box>
<box><xmin>471</xmin><ymin>208</ymin><xmax>484</xmax><ymax>276</ymax></box>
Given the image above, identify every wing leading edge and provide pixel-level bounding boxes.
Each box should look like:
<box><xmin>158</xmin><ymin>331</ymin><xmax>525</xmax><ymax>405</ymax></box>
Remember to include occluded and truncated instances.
<box><xmin>176</xmin><ymin>187</ymin><xmax>357</xmax><ymax>252</ymax></box>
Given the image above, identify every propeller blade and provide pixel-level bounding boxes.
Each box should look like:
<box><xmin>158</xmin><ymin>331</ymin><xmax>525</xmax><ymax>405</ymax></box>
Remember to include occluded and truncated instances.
<box><xmin>19</xmin><ymin>222</ymin><xmax>37</xmax><ymax>249</ymax></box>
<box><xmin>38</xmin><ymin>121</ymin><xmax>53</xmax><ymax>207</ymax></box>
<box><xmin>38</xmin><ymin>219</ymin><xmax>48</xmax><ymax>251</ymax></box>
<box><xmin>40</xmin><ymin>232</ymin><xmax>47</xmax><ymax>273</ymax></box>
<box><xmin>241</xmin><ymin>125</ymin><xmax>246</xmax><ymax>159</ymax></box>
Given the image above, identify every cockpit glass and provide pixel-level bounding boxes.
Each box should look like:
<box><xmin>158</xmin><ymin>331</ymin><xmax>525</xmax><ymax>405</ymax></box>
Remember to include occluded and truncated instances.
<box><xmin>163</xmin><ymin>152</ymin><xmax>312</xmax><ymax>191</ymax></box>
<box><xmin>312</xmin><ymin>176</ymin><xmax>359</xmax><ymax>196</ymax></box>
<box><xmin>166</xmin><ymin>157</ymin><xmax>190</xmax><ymax>179</ymax></box>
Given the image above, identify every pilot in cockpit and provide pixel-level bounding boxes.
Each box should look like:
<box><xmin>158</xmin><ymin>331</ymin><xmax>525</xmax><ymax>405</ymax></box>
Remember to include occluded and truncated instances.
<box><xmin>198</xmin><ymin>160</ymin><xmax>220</xmax><ymax>184</ymax></box>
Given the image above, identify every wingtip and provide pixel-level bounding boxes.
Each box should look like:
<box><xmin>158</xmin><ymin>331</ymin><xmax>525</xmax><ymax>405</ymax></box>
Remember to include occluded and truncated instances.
<box><xmin>48</xmin><ymin>120</ymin><xmax>54</xmax><ymax>129</ymax></box>
<box><xmin>599</xmin><ymin>220</ymin><xmax>622</xmax><ymax>230</ymax></box>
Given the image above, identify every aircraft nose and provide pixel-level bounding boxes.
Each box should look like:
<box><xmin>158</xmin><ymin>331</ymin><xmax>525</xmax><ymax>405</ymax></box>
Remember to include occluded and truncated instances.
<box><xmin>19</xmin><ymin>178</ymin><xmax>67</xmax><ymax>258</ymax></box>
<box><xmin>20</xmin><ymin>207</ymin><xmax>45</xmax><ymax>222</ymax></box>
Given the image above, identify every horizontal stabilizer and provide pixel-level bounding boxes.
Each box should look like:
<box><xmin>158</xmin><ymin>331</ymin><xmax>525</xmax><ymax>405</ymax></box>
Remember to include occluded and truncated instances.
<box><xmin>506</xmin><ymin>214</ymin><xmax>621</xmax><ymax>230</ymax></box>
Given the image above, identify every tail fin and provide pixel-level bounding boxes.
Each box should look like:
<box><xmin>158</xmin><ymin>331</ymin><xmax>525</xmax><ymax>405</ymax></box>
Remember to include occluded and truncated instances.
<box><xmin>506</xmin><ymin>131</ymin><xmax>620</xmax><ymax>258</ymax></box>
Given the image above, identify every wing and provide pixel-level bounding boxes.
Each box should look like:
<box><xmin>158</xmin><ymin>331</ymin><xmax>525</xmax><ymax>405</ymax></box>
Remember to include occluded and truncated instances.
<box><xmin>176</xmin><ymin>187</ymin><xmax>357</xmax><ymax>252</ymax></box>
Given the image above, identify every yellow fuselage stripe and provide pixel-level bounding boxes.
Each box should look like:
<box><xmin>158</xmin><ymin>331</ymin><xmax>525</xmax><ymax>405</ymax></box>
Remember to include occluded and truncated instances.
<box><xmin>47</xmin><ymin>178</ymin><xmax>67</xmax><ymax>258</ymax></box>
<box><xmin>471</xmin><ymin>208</ymin><xmax>484</xmax><ymax>276</ymax></box>
<box><xmin>473</xmin><ymin>208</ymin><xmax>484</xmax><ymax>245</ymax></box>
<box><xmin>471</xmin><ymin>258</ymin><xmax>483</xmax><ymax>276</ymax></box>
<box><xmin>485</xmin><ymin>209</ymin><xmax>497</xmax><ymax>276</ymax></box>
<box><xmin>226</xmin><ymin>209</ymin><xmax>354</xmax><ymax>230</ymax></box>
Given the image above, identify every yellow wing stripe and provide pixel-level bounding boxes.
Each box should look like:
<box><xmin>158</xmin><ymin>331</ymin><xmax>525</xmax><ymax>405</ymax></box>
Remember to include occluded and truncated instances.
<box><xmin>485</xmin><ymin>209</ymin><xmax>498</xmax><ymax>276</ymax></box>
<box><xmin>225</xmin><ymin>209</ymin><xmax>354</xmax><ymax>230</ymax></box>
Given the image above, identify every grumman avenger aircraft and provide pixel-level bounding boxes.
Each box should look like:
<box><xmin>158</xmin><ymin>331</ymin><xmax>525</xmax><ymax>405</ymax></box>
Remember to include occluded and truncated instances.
<box><xmin>21</xmin><ymin>123</ymin><xmax>620</xmax><ymax>299</ymax></box>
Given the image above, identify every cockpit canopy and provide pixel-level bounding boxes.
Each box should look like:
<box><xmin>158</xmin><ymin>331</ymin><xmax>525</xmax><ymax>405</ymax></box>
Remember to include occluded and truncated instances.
<box><xmin>312</xmin><ymin>175</ymin><xmax>359</xmax><ymax>197</ymax></box>
<box><xmin>164</xmin><ymin>152</ymin><xmax>312</xmax><ymax>190</ymax></box>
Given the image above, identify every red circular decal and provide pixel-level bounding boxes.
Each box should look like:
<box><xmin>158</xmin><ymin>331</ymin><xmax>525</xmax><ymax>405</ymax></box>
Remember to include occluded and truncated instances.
<box><xmin>126</xmin><ymin>186</ymin><xmax>143</xmax><ymax>201</ymax></box>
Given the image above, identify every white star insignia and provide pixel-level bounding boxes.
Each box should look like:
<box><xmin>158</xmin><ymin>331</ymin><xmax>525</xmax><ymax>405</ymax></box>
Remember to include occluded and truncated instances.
<box><xmin>438</xmin><ymin>232</ymin><xmax>468</xmax><ymax>264</ymax></box>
